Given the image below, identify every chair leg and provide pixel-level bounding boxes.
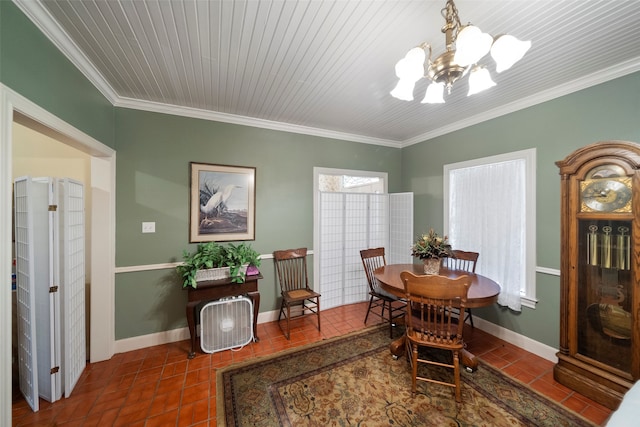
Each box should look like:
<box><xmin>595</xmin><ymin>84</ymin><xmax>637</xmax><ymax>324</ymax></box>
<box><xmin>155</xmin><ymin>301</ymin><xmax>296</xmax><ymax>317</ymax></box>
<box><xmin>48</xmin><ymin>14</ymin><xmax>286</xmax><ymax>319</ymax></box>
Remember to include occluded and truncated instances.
<box><xmin>453</xmin><ymin>350</ymin><xmax>461</xmax><ymax>402</ymax></box>
<box><xmin>364</xmin><ymin>296</ymin><xmax>374</xmax><ymax>324</ymax></box>
<box><xmin>278</xmin><ymin>301</ymin><xmax>285</xmax><ymax>323</ymax></box>
<box><xmin>285</xmin><ymin>304</ymin><xmax>291</xmax><ymax>340</ymax></box>
<box><xmin>385</xmin><ymin>301</ymin><xmax>393</xmax><ymax>338</ymax></box>
<box><xmin>466</xmin><ymin>309</ymin><xmax>474</xmax><ymax>328</ymax></box>
<box><xmin>411</xmin><ymin>343</ymin><xmax>418</xmax><ymax>397</ymax></box>
<box><xmin>316</xmin><ymin>298</ymin><xmax>321</xmax><ymax>332</ymax></box>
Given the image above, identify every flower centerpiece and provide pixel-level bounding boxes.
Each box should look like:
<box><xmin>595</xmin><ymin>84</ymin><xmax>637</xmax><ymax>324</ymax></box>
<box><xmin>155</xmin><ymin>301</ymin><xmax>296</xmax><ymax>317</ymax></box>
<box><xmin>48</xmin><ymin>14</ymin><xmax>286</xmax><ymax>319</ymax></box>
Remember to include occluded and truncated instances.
<box><xmin>411</xmin><ymin>229</ymin><xmax>453</xmax><ymax>274</ymax></box>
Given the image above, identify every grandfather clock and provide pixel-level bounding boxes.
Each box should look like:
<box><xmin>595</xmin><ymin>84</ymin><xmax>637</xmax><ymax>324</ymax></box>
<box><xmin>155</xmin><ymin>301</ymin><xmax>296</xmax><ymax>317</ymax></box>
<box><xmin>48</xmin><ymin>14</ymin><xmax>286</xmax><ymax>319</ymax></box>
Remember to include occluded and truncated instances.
<box><xmin>555</xmin><ymin>140</ymin><xmax>640</xmax><ymax>409</ymax></box>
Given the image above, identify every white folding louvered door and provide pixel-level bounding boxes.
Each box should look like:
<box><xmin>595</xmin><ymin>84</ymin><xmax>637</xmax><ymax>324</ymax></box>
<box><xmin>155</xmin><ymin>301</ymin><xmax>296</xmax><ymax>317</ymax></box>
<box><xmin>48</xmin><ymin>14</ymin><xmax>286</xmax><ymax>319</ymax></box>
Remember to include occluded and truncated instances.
<box><xmin>388</xmin><ymin>193</ymin><xmax>413</xmax><ymax>264</ymax></box>
<box><xmin>13</xmin><ymin>177</ymin><xmax>86</xmax><ymax>410</ymax></box>
<box><xmin>318</xmin><ymin>192</ymin><xmax>345</xmax><ymax>310</ymax></box>
<box><xmin>58</xmin><ymin>178</ymin><xmax>86</xmax><ymax>397</ymax></box>
<box><xmin>368</xmin><ymin>194</ymin><xmax>389</xmax><ymax>249</ymax></box>
<box><xmin>38</xmin><ymin>177</ymin><xmax>62</xmax><ymax>403</ymax></box>
<box><xmin>14</xmin><ymin>177</ymin><xmax>40</xmax><ymax>412</ymax></box>
<box><xmin>343</xmin><ymin>194</ymin><xmax>368</xmax><ymax>305</ymax></box>
<box><xmin>318</xmin><ymin>192</ymin><xmax>412</xmax><ymax>308</ymax></box>
<box><xmin>318</xmin><ymin>193</ymin><xmax>399</xmax><ymax>309</ymax></box>
<box><xmin>200</xmin><ymin>297</ymin><xmax>253</xmax><ymax>353</ymax></box>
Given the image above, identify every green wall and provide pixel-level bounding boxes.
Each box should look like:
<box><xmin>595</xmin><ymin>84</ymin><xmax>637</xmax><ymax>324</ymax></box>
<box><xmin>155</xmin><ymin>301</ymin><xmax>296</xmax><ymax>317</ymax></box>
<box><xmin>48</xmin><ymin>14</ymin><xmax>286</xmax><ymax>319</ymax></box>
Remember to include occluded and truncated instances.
<box><xmin>0</xmin><ymin>1</ymin><xmax>114</xmax><ymax>146</ymax></box>
<box><xmin>113</xmin><ymin>108</ymin><xmax>402</xmax><ymax>338</ymax></box>
<box><xmin>4</xmin><ymin>1</ymin><xmax>640</xmax><ymax>348</ymax></box>
<box><xmin>401</xmin><ymin>72</ymin><xmax>640</xmax><ymax>347</ymax></box>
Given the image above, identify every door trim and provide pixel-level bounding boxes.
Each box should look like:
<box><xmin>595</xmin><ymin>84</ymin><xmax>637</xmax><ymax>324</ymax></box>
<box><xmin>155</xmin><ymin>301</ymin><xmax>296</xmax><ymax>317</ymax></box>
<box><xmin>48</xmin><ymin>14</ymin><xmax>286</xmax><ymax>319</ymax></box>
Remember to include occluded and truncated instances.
<box><xmin>1</xmin><ymin>84</ymin><xmax>116</xmax><ymax>424</ymax></box>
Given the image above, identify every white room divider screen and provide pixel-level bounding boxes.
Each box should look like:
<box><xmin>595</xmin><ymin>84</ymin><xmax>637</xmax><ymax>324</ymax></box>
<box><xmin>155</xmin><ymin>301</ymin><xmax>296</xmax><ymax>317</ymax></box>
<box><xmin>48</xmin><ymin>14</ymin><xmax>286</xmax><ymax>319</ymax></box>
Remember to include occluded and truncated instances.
<box><xmin>317</xmin><ymin>192</ymin><xmax>412</xmax><ymax>310</ymax></box>
<box><xmin>14</xmin><ymin>177</ymin><xmax>86</xmax><ymax>412</ymax></box>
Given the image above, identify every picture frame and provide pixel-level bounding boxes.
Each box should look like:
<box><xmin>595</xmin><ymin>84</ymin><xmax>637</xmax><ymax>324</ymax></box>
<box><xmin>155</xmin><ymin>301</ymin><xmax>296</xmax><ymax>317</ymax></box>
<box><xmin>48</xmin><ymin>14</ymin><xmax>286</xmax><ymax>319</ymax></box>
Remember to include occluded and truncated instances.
<box><xmin>190</xmin><ymin>162</ymin><xmax>256</xmax><ymax>242</ymax></box>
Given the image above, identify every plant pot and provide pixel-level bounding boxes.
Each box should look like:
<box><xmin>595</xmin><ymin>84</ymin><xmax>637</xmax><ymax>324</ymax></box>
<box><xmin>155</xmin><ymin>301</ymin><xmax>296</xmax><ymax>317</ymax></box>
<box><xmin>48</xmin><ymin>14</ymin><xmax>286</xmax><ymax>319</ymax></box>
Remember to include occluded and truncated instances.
<box><xmin>423</xmin><ymin>258</ymin><xmax>441</xmax><ymax>275</ymax></box>
<box><xmin>195</xmin><ymin>267</ymin><xmax>231</xmax><ymax>282</ymax></box>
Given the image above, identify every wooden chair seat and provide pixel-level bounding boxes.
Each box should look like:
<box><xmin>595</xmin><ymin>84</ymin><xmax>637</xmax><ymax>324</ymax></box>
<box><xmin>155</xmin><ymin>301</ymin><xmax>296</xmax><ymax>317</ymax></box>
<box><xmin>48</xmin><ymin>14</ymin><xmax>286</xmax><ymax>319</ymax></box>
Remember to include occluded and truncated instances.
<box><xmin>285</xmin><ymin>288</ymin><xmax>321</xmax><ymax>301</ymax></box>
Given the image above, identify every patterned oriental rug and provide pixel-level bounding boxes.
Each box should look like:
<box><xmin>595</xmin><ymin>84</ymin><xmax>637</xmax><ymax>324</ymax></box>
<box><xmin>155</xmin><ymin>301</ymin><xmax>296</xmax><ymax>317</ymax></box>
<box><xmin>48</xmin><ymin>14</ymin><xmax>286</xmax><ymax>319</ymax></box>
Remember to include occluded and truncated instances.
<box><xmin>217</xmin><ymin>326</ymin><xmax>596</xmax><ymax>427</ymax></box>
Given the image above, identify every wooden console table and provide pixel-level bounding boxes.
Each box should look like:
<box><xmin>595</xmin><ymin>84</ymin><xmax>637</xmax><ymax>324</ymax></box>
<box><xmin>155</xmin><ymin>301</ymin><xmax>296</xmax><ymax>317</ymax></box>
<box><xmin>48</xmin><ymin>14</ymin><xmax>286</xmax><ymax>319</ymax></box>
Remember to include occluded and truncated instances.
<box><xmin>185</xmin><ymin>273</ymin><xmax>262</xmax><ymax>358</ymax></box>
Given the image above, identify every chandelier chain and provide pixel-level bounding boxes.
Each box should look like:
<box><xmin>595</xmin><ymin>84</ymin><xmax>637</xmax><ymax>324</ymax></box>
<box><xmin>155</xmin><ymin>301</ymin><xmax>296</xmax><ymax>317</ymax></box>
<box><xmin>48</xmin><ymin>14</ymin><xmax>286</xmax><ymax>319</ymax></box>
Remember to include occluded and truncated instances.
<box><xmin>441</xmin><ymin>0</ymin><xmax>462</xmax><ymax>47</ymax></box>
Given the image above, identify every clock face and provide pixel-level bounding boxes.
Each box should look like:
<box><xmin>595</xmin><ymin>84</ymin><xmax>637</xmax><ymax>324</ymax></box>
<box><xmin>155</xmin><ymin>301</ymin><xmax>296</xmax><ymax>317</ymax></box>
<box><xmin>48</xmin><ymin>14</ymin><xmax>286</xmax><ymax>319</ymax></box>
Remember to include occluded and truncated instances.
<box><xmin>581</xmin><ymin>177</ymin><xmax>632</xmax><ymax>213</ymax></box>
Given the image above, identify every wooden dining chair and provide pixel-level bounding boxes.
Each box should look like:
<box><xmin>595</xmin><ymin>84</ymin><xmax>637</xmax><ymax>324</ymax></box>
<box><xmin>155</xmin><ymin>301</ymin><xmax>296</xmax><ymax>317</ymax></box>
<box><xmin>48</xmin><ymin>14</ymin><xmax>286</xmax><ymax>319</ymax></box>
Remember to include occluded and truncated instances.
<box><xmin>360</xmin><ymin>248</ymin><xmax>406</xmax><ymax>337</ymax></box>
<box><xmin>273</xmin><ymin>248</ymin><xmax>321</xmax><ymax>339</ymax></box>
<box><xmin>442</xmin><ymin>249</ymin><xmax>479</xmax><ymax>327</ymax></box>
<box><xmin>401</xmin><ymin>271</ymin><xmax>471</xmax><ymax>402</ymax></box>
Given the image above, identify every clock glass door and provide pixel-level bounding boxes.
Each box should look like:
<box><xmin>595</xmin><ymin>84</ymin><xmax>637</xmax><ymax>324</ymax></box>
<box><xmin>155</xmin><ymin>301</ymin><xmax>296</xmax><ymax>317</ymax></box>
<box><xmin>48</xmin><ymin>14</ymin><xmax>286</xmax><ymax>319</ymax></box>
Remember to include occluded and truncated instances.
<box><xmin>577</xmin><ymin>219</ymin><xmax>632</xmax><ymax>374</ymax></box>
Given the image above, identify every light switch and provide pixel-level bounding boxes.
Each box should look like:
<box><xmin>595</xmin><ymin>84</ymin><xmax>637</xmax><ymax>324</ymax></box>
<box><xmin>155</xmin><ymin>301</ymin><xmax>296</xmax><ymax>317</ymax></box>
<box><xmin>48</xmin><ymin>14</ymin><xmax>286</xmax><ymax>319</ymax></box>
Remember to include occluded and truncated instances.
<box><xmin>142</xmin><ymin>222</ymin><xmax>156</xmax><ymax>233</ymax></box>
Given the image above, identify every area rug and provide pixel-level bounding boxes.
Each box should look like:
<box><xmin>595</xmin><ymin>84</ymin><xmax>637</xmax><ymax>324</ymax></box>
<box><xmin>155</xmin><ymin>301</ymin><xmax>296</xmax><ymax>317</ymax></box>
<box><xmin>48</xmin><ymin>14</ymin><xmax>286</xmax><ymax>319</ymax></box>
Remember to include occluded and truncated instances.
<box><xmin>217</xmin><ymin>326</ymin><xmax>596</xmax><ymax>427</ymax></box>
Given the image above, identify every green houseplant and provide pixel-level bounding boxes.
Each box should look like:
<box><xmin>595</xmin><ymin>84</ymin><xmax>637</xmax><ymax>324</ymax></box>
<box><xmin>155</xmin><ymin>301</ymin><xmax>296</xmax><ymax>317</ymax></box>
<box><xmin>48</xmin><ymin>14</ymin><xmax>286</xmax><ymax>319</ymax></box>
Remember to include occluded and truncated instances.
<box><xmin>222</xmin><ymin>242</ymin><xmax>261</xmax><ymax>283</ymax></box>
<box><xmin>176</xmin><ymin>241</ymin><xmax>261</xmax><ymax>288</ymax></box>
<box><xmin>411</xmin><ymin>228</ymin><xmax>453</xmax><ymax>259</ymax></box>
<box><xmin>411</xmin><ymin>229</ymin><xmax>453</xmax><ymax>274</ymax></box>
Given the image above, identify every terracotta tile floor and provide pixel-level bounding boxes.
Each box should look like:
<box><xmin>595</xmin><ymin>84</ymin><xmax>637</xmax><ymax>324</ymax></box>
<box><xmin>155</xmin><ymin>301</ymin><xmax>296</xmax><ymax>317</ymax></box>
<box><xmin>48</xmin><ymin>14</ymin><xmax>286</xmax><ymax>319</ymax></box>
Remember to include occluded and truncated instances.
<box><xmin>12</xmin><ymin>301</ymin><xmax>612</xmax><ymax>426</ymax></box>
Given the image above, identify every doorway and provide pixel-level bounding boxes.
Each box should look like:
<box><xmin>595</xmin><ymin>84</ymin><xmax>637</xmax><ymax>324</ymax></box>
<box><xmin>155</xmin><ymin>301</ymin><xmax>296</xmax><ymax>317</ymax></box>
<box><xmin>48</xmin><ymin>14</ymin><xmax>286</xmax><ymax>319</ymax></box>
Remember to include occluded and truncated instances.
<box><xmin>1</xmin><ymin>86</ymin><xmax>116</xmax><ymax>421</ymax></box>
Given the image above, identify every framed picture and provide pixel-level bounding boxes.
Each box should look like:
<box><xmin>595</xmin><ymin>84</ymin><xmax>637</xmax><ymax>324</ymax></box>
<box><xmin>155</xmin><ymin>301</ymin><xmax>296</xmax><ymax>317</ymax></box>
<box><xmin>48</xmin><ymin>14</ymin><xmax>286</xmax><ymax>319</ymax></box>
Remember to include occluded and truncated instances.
<box><xmin>190</xmin><ymin>162</ymin><xmax>256</xmax><ymax>242</ymax></box>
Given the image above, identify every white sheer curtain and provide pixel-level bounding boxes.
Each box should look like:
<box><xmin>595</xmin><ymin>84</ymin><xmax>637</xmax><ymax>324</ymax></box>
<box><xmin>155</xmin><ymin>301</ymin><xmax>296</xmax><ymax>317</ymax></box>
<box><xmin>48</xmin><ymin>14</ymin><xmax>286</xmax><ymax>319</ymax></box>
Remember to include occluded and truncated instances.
<box><xmin>448</xmin><ymin>159</ymin><xmax>525</xmax><ymax>311</ymax></box>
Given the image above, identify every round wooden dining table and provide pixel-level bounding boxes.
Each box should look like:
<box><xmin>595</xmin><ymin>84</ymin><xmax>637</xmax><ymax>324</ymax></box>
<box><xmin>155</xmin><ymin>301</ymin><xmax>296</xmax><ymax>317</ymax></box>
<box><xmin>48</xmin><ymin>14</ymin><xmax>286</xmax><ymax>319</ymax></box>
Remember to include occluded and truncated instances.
<box><xmin>374</xmin><ymin>263</ymin><xmax>501</xmax><ymax>371</ymax></box>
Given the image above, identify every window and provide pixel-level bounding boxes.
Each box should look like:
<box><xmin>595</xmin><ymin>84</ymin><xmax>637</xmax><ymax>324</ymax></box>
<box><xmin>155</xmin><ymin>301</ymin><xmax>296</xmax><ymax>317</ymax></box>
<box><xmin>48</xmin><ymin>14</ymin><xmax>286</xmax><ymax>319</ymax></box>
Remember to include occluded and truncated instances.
<box><xmin>444</xmin><ymin>149</ymin><xmax>537</xmax><ymax>310</ymax></box>
<box><xmin>318</xmin><ymin>170</ymin><xmax>385</xmax><ymax>193</ymax></box>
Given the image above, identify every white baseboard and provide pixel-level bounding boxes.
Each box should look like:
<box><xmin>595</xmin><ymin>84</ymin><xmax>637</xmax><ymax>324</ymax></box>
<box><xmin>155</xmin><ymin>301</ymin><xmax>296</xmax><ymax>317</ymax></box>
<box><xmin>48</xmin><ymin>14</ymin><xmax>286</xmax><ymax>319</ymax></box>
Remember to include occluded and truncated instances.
<box><xmin>473</xmin><ymin>316</ymin><xmax>558</xmax><ymax>363</ymax></box>
<box><xmin>114</xmin><ymin>309</ymin><xmax>282</xmax><ymax>354</ymax></box>
<box><xmin>114</xmin><ymin>309</ymin><xmax>559</xmax><ymax>364</ymax></box>
<box><xmin>114</xmin><ymin>327</ymin><xmax>191</xmax><ymax>354</ymax></box>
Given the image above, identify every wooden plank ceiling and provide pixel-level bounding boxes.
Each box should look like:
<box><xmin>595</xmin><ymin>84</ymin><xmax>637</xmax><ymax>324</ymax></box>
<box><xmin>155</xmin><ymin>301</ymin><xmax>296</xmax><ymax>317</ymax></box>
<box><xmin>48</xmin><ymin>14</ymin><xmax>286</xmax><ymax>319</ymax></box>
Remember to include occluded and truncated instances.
<box><xmin>15</xmin><ymin>0</ymin><xmax>640</xmax><ymax>146</ymax></box>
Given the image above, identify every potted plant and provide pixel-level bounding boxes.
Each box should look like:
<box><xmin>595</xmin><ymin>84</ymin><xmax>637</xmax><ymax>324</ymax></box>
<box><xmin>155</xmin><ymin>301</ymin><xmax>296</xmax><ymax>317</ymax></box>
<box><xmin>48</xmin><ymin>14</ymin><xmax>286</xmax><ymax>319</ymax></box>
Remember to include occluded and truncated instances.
<box><xmin>411</xmin><ymin>228</ymin><xmax>453</xmax><ymax>274</ymax></box>
<box><xmin>222</xmin><ymin>242</ymin><xmax>261</xmax><ymax>283</ymax></box>
<box><xmin>176</xmin><ymin>241</ymin><xmax>261</xmax><ymax>288</ymax></box>
<box><xmin>176</xmin><ymin>242</ymin><xmax>226</xmax><ymax>288</ymax></box>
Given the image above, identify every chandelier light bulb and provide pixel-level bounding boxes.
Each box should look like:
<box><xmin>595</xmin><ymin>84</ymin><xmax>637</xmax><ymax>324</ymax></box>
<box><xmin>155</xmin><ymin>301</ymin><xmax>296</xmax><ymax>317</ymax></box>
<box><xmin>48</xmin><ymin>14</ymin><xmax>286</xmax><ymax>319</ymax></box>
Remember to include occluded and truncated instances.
<box><xmin>391</xmin><ymin>47</ymin><xmax>426</xmax><ymax>100</ymax></box>
<box><xmin>421</xmin><ymin>82</ymin><xmax>445</xmax><ymax>104</ymax></box>
<box><xmin>391</xmin><ymin>79</ymin><xmax>417</xmax><ymax>101</ymax></box>
<box><xmin>454</xmin><ymin>25</ymin><xmax>493</xmax><ymax>67</ymax></box>
<box><xmin>405</xmin><ymin>46</ymin><xmax>426</xmax><ymax>65</ymax></box>
<box><xmin>490</xmin><ymin>34</ymin><xmax>531</xmax><ymax>73</ymax></box>
<box><xmin>467</xmin><ymin>66</ymin><xmax>496</xmax><ymax>96</ymax></box>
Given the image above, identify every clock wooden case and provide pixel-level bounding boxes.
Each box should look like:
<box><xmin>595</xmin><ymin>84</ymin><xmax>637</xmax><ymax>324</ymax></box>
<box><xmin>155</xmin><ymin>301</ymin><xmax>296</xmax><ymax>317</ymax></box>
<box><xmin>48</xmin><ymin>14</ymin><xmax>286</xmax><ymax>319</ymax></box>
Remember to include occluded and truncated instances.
<box><xmin>555</xmin><ymin>140</ymin><xmax>640</xmax><ymax>409</ymax></box>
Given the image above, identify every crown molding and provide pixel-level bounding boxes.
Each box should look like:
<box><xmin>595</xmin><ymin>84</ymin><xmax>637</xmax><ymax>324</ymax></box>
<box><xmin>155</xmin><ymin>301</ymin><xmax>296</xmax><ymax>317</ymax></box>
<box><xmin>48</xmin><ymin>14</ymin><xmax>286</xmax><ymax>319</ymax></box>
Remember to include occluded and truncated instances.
<box><xmin>401</xmin><ymin>57</ymin><xmax>640</xmax><ymax>148</ymax></box>
<box><xmin>14</xmin><ymin>0</ymin><xmax>640</xmax><ymax>149</ymax></box>
<box><xmin>114</xmin><ymin>97</ymin><xmax>402</xmax><ymax>148</ymax></box>
<box><xmin>12</xmin><ymin>0</ymin><xmax>402</xmax><ymax>148</ymax></box>
<box><xmin>13</xmin><ymin>0</ymin><xmax>119</xmax><ymax>105</ymax></box>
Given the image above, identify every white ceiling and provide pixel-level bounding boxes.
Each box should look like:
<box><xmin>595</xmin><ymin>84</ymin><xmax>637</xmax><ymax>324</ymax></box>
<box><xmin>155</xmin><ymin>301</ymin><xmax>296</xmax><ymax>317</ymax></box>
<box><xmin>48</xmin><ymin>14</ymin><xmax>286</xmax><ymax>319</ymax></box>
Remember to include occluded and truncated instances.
<box><xmin>14</xmin><ymin>0</ymin><xmax>640</xmax><ymax>147</ymax></box>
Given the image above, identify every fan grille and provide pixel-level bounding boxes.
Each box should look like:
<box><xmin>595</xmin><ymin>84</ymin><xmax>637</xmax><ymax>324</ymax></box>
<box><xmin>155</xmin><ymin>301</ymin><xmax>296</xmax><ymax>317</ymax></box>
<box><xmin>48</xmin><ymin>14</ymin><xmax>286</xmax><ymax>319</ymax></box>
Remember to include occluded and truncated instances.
<box><xmin>200</xmin><ymin>297</ymin><xmax>254</xmax><ymax>353</ymax></box>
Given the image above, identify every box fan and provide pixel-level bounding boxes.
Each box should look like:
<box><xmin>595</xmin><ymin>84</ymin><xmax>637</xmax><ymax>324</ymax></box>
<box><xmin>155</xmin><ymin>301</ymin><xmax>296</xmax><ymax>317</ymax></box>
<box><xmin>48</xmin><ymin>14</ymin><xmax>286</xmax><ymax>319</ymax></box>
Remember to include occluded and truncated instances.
<box><xmin>200</xmin><ymin>297</ymin><xmax>254</xmax><ymax>353</ymax></box>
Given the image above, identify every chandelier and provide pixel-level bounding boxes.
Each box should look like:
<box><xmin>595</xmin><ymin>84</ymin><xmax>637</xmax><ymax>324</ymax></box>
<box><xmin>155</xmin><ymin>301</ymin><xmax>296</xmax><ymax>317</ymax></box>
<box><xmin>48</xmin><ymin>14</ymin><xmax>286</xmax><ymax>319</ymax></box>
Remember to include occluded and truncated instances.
<box><xmin>391</xmin><ymin>0</ymin><xmax>531</xmax><ymax>103</ymax></box>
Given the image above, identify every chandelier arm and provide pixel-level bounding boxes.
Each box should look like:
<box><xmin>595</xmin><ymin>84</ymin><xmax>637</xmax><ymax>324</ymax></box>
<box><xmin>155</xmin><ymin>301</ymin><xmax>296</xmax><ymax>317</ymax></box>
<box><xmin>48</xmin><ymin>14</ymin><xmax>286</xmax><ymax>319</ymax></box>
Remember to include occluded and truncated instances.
<box><xmin>418</xmin><ymin>42</ymin><xmax>433</xmax><ymax>78</ymax></box>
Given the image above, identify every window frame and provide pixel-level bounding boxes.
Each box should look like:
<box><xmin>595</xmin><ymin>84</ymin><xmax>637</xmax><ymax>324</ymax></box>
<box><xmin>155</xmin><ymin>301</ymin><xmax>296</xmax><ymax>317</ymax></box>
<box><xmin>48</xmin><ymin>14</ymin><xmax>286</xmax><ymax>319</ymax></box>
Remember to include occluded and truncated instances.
<box><xmin>443</xmin><ymin>149</ymin><xmax>537</xmax><ymax>308</ymax></box>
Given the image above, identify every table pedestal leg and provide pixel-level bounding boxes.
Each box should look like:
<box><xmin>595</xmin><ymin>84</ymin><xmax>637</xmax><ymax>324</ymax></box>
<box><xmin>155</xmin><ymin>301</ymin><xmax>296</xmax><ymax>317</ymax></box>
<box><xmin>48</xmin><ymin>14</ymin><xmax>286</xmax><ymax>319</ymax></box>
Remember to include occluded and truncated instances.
<box><xmin>390</xmin><ymin>336</ymin><xmax>406</xmax><ymax>359</ymax></box>
<box><xmin>461</xmin><ymin>348</ymin><xmax>478</xmax><ymax>371</ymax></box>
